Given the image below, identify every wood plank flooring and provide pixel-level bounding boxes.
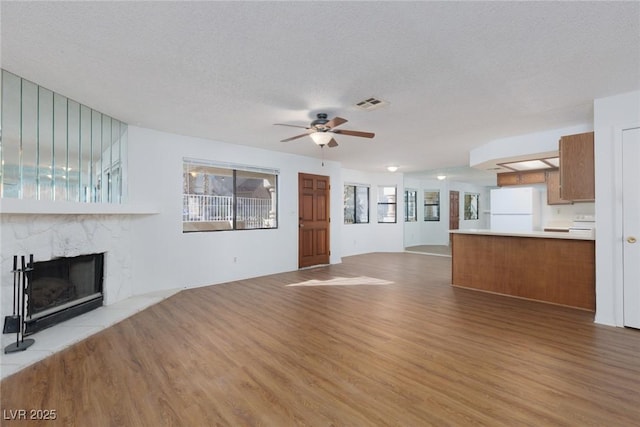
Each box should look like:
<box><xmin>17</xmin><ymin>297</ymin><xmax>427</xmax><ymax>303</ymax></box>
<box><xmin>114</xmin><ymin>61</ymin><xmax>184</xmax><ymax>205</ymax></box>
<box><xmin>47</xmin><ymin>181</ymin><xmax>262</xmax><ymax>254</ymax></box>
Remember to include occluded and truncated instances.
<box><xmin>405</xmin><ymin>245</ymin><xmax>451</xmax><ymax>256</ymax></box>
<box><xmin>1</xmin><ymin>252</ymin><xmax>639</xmax><ymax>426</ymax></box>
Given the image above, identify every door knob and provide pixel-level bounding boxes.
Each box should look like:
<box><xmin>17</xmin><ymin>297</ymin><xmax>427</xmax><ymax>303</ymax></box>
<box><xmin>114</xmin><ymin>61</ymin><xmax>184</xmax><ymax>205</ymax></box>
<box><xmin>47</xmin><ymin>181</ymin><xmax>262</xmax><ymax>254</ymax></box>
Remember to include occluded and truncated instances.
<box><xmin>299</xmin><ymin>224</ymin><xmax>304</xmax><ymax>228</ymax></box>
<box><xmin>628</xmin><ymin>236</ymin><xmax>637</xmax><ymax>244</ymax></box>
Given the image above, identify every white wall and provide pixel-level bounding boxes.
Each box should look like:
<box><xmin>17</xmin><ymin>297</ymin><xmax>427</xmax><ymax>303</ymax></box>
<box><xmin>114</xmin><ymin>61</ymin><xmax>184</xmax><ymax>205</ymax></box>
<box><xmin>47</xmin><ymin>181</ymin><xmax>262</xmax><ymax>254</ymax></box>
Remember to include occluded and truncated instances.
<box><xmin>127</xmin><ymin>126</ymin><xmax>344</xmax><ymax>295</ymax></box>
<box><xmin>470</xmin><ymin>123</ymin><xmax>592</xmax><ymax>168</ymax></box>
<box><xmin>593</xmin><ymin>90</ymin><xmax>640</xmax><ymax>326</ymax></box>
<box><xmin>495</xmin><ymin>182</ymin><xmax>595</xmax><ymax>228</ymax></box>
<box><xmin>537</xmin><ymin>185</ymin><xmax>595</xmax><ymax>227</ymax></box>
<box><xmin>403</xmin><ymin>176</ymin><xmax>423</xmax><ymax>247</ymax></box>
<box><xmin>1</xmin><ymin>124</ymin><xmax>411</xmax><ymax>318</ymax></box>
<box><xmin>403</xmin><ymin>177</ymin><xmax>491</xmax><ymax>247</ymax></box>
<box><xmin>121</xmin><ymin>88</ymin><xmax>640</xmax><ymax>322</ymax></box>
<box><xmin>454</xmin><ymin>181</ymin><xmax>491</xmax><ymax>231</ymax></box>
<box><xmin>341</xmin><ymin>168</ymin><xmax>405</xmax><ymax>257</ymax></box>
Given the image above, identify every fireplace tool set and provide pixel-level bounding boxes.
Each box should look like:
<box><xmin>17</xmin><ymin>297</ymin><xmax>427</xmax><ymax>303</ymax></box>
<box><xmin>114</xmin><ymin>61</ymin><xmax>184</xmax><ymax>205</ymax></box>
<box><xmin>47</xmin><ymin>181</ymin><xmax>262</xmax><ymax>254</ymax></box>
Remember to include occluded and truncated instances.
<box><xmin>3</xmin><ymin>255</ymin><xmax>36</xmax><ymax>354</ymax></box>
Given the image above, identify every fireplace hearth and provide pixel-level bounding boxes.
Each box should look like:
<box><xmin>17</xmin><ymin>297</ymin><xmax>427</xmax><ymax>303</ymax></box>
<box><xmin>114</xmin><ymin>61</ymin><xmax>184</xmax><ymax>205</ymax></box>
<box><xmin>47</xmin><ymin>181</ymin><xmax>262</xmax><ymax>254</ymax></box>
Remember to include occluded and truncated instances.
<box><xmin>25</xmin><ymin>253</ymin><xmax>104</xmax><ymax>335</ymax></box>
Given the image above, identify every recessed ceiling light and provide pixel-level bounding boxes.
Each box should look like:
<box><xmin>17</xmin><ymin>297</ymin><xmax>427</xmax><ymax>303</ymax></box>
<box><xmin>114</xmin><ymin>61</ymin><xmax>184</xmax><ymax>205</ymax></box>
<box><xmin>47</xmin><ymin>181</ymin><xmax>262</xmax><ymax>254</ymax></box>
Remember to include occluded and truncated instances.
<box><xmin>545</xmin><ymin>157</ymin><xmax>560</xmax><ymax>167</ymax></box>
<box><xmin>499</xmin><ymin>158</ymin><xmax>559</xmax><ymax>171</ymax></box>
<box><xmin>437</xmin><ymin>174</ymin><xmax>446</xmax><ymax>180</ymax></box>
<box><xmin>387</xmin><ymin>166</ymin><xmax>398</xmax><ymax>172</ymax></box>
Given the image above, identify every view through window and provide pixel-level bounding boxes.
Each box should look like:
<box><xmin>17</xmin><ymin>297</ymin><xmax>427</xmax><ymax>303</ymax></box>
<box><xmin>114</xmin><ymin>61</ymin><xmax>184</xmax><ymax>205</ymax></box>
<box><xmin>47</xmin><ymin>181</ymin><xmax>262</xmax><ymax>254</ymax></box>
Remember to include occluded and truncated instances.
<box><xmin>377</xmin><ymin>186</ymin><xmax>397</xmax><ymax>223</ymax></box>
<box><xmin>183</xmin><ymin>159</ymin><xmax>278</xmax><ymax>232</ymax></box>
<box><xmin>344</xmin><ymin>184</ymin><xmax>369</xmax><ymax>224</ymax></box>
<box><xmin>424</xmin><ymin>190</ymin><xmax>440</xmax><ymax>221</ymax></box>
<box><xmin>404</xmin><ymin>189</ymin><xmax>417</xmax><ymax>222</ymax></box>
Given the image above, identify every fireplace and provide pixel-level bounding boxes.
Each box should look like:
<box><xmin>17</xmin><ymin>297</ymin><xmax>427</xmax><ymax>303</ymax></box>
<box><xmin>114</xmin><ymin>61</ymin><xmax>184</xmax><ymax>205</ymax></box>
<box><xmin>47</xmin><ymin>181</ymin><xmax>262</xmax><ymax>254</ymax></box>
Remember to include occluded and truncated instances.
<box><xmin>25</xmin><ymin>253</ymin><xmax>104</xmax><ymax>335</ymax></box>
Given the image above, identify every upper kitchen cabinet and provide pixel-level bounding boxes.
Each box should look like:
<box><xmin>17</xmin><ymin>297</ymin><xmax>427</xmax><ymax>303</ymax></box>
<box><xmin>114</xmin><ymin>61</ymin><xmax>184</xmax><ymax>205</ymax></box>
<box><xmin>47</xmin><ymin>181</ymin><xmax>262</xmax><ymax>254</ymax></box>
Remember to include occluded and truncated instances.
<box><xmin>496</xmin><ymin>170</ymin><xmax>546</xmax><ymax>186</ymax></box>
<box><xmin>559</xmin><ymin>132</ymin><xmax>595</xmax><ymax>202</ymax></box>
<box><xmin>546</xmin><ymin>170</ymin><xmax>571</xmax><ymax>205</ymax></box>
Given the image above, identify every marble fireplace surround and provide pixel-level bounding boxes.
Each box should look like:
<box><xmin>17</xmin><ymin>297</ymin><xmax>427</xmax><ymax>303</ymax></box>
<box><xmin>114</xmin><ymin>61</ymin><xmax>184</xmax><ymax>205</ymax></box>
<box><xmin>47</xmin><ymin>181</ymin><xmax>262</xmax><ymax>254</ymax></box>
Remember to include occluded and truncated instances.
<box><xmin>0</xmin><ymin>200</ymin><xmax>178</xmax><ymax>379</ymax></box>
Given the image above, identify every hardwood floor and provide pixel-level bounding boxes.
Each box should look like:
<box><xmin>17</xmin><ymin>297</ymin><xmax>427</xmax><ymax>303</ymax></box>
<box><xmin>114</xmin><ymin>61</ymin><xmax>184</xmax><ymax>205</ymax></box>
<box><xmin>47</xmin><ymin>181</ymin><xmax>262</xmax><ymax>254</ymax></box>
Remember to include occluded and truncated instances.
<box><xmin>1</xmin><ymin>253</ymin><xmax>639</xmax><ymax>426</ymax></box>
<box><xmin>405</xmin><ymin>244</ymin><xmax>451</xmax><ymax>256</ymax></box>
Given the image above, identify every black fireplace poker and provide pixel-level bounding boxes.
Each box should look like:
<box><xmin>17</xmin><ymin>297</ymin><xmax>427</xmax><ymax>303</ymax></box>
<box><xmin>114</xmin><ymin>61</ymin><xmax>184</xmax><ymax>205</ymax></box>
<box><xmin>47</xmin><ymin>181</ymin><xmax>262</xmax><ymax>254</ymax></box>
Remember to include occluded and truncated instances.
<box><xmin>3</xmin><ymin>254</ymin><xmax>35</xmax><ymax>354</ymax></box>
<box><xmin>2</xmin><ymin>256</ymin><xmax>20</xmax><ymax>334</ymax></box>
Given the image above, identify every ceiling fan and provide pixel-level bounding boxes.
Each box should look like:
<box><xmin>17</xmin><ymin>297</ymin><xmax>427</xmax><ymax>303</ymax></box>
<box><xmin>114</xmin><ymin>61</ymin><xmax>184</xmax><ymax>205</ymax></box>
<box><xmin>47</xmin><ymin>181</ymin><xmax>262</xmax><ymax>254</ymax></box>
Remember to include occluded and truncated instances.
<box><xmin>274</xmin><ymin>113</ymin><xmax>375</xmax><ymax>147</ymax></box>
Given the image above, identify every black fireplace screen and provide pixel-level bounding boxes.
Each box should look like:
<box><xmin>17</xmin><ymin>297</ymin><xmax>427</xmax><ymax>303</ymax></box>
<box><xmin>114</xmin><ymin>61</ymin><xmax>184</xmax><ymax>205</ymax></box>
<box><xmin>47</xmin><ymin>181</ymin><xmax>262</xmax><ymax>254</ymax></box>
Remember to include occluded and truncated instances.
<box><xmin>29</xmin><ymin>253</ymin><xmax>104</xmax><ymax>318</ymax></box>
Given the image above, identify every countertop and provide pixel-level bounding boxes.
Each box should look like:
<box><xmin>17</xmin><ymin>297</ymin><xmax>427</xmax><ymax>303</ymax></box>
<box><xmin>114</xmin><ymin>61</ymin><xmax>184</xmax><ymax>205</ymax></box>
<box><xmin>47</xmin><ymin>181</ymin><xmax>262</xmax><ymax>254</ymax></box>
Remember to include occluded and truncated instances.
<box><xmin>449</xmin><ymin>229</ymin><xmax>595</xmax><ymax>241</ymax></box>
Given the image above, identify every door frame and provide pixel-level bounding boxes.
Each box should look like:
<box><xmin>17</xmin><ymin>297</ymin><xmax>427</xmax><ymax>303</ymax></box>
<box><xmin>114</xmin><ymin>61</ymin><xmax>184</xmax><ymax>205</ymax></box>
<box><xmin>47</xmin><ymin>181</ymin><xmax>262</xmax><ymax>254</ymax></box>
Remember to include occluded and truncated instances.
<box><xmin>449</xmin><ymin>191</ymin><xmax>460</xmax><ymax>229</ymax></box>
<box><xmin>449</xmin><ymin>190</ymin><xmax>460</xmax><ymax>246</ymax></box>
<box><xmin>604</xmin><ymin>124</ymin><xmax>640</xmax><ymax>327</ymax></box>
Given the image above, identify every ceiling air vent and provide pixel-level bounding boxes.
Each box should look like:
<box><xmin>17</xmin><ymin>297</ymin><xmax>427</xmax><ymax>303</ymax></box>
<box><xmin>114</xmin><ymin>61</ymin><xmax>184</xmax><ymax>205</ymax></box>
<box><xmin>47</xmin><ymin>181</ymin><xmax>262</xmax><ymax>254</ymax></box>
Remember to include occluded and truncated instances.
<box><xmin>355</xmin><ymin>97</ymin><xmax>389</xmax><ymax>111</ymax></box>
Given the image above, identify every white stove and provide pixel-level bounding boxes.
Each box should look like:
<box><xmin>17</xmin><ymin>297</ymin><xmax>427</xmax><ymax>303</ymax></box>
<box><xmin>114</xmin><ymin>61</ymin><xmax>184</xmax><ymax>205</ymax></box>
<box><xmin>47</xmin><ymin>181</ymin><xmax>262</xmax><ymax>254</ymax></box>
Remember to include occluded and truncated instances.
<box><xmin>569</xmin><ymin>214</ymin><xmax>596</xmax><ymax>237</ymax></box>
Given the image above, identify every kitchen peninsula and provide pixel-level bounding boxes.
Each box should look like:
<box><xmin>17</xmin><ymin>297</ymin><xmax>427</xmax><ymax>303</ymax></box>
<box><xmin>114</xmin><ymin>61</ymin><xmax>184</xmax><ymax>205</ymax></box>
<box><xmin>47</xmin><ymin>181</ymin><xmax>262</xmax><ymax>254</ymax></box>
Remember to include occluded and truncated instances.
<box><xmin>450</xmin><ymin>230</ymin><xmax>595</xmax><ymax>310</ymax></box>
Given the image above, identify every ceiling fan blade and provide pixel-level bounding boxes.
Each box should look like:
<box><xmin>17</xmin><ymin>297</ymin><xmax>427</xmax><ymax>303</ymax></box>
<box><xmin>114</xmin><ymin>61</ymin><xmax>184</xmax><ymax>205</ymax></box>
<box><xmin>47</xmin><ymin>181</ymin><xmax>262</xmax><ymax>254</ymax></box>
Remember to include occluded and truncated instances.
<box><xmin>274</xmin><ymin>123</ymin><xmax>310</xmax><ymax>129</ymax></box>
<box><xmin>327</xmin><ymin>138</ymin><xmax>339</xmax><ymax>148</ymax></box>
<box><xmin>325</xmin><ymin>117</ymin><xmax>347</xmax><ymax>129</ymax></box>
<box><xmin>332</xmin><ymin>129</ymin><xmax>375</xmax><ymax>138</ymax></box>
<box><xmin>281</xmin><ymin>132</ymin><xmax>310</xmax><ymax>142</ymax></box>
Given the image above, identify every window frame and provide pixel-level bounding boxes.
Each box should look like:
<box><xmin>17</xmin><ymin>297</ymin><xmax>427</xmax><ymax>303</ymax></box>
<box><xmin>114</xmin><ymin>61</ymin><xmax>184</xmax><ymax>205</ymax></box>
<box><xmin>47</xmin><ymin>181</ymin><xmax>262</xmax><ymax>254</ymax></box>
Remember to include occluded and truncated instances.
<box><xmin>424</xmin><ymin>190</ymin><xmax>440</xmax><ymax>221</ymax></box>
<box><xmin>344</xmin><ymin>184</ymin><xmax>370</xmax><ymax>224</ymax></box>
<box><xmin>377</xmin><ymin>185</ymin><xmax>397</xmax><ymax>224</ymax></box>
<box><xmin>404</xmin><ymin>189</ymin><xmax>417</xmax><ymax>222</ymax></box>
<box><xmin>182</xmin><ymin>159</ymin><xmax>278</xmax><ymax>232</ymax></box>
<box><xmin>464</xmin><ymin>192</ymin><xmax>480</xmax><ymax>220</ymax></box>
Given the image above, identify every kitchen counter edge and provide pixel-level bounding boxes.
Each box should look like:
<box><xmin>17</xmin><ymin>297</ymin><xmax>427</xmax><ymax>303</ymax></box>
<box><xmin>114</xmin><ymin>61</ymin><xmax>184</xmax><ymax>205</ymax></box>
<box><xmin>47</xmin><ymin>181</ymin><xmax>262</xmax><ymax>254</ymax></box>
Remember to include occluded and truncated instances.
<box><xmin>449</xmin><ymin>229</ymin><xmax>595</xmax><ymax>241</ymax></box>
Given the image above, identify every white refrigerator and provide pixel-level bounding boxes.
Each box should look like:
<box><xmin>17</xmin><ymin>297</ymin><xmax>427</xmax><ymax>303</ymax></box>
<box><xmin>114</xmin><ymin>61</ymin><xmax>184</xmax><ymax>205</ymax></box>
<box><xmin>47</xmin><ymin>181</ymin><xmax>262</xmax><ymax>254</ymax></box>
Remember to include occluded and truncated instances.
<box><xmin>490</xmin><ymin>187</ymin><xmax>541</xmax><ymax>232</ymax></box>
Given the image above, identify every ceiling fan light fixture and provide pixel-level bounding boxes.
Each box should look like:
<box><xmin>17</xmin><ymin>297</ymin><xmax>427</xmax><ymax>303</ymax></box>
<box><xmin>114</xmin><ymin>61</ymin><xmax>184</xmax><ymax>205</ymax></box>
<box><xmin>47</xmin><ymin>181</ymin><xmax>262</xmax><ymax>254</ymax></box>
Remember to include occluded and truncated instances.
<box><xmin>309</xmin><ymin>131</ymin><xmax>333</xmax><ymax>146</ymax></box>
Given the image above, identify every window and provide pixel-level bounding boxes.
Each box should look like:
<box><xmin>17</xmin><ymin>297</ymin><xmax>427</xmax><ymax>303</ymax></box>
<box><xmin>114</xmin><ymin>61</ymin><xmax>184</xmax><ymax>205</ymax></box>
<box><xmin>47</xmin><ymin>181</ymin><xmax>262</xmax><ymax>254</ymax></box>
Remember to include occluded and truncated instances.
<box><xmin>344</xmin><ymin>184</ymin><xmax>369</xmax><ymax>224</ymax></box>
<box><xmin>183</xmin><ymin>159</ymin><xmax>277</xmax><ymax>232</ymax></box>
<box><xmin>424</xmin><ymin>190</ymin><xmax>440</xmax><ymax>221</ymax></box>
<box><xmin>377</xmin><ymin>186</ymin><xmax>397</xmax><ymax>223</ymax></box>
<box><xmin>464</xmin><ymin>193</ymin><xmax>479</xmax><ymax>220</ymax></box>
<box><xmin>404</xmin><ymin>189</ymin><xmax>417</xmax><ymax>222</ymax></box>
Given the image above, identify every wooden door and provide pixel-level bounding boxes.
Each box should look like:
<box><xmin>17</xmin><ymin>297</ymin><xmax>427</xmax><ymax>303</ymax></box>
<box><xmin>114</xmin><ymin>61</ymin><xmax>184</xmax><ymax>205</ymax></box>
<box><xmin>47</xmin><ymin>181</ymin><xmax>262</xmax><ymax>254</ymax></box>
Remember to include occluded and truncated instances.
<box><xmin>299</xmin><ymin>173</ymin><xmax>330</xmax><ymax>268</ymax></box>
<box><xmin>623</xmin><ymin>127</ymin><xmax>640</xmax><ymax>328</ymax></box>
<box><xmin>449</xmin><ymin>191</ymin><xmax>459</xmax><ymax>231</ymax></box>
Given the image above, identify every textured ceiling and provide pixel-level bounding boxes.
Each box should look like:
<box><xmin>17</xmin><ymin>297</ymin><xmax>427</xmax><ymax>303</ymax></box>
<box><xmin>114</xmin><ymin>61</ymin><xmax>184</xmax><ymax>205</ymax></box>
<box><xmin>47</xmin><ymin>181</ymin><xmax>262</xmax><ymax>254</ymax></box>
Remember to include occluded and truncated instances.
<box><xmin>2</xmin><ymin>1</ymin><xmax>639</xmax><ymax>175</ymax></box>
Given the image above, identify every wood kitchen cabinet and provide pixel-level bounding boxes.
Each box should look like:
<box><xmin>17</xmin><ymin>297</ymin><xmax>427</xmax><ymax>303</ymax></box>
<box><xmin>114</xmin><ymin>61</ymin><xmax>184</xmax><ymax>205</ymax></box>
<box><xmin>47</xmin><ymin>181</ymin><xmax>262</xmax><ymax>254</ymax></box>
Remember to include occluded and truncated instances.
<box><xmin>497</xmin><ymin>170</ymin><xmax>546</xmax><ymax>186</ymax></box>
<box><xmin>546</xmin><ymin>170</ymin><xmax>571</xmax><ymax>205</ymax></box>
<box><xmin>559</xmin><ymin>131</ymin><xmax>595</xmax><ymax>201</ymax></box>
<box><xmin>496</xmin><ymin>172</ymin><xmax>519</xmax><ymax>186</ymax></box>
<box><xmin>519</xmin><ymin>170</ymin><xmax>546</xmax><ymax>184</ymax></box>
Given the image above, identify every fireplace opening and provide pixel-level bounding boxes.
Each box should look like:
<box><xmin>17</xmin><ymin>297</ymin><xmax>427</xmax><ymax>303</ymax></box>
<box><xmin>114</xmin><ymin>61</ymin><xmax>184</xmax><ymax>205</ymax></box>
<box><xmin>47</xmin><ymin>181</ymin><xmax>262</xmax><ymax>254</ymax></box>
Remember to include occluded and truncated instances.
<box><xmin>25</xmin><ymin>253</ymin><xmax>104</xmax><ymax>335</ymax></box>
